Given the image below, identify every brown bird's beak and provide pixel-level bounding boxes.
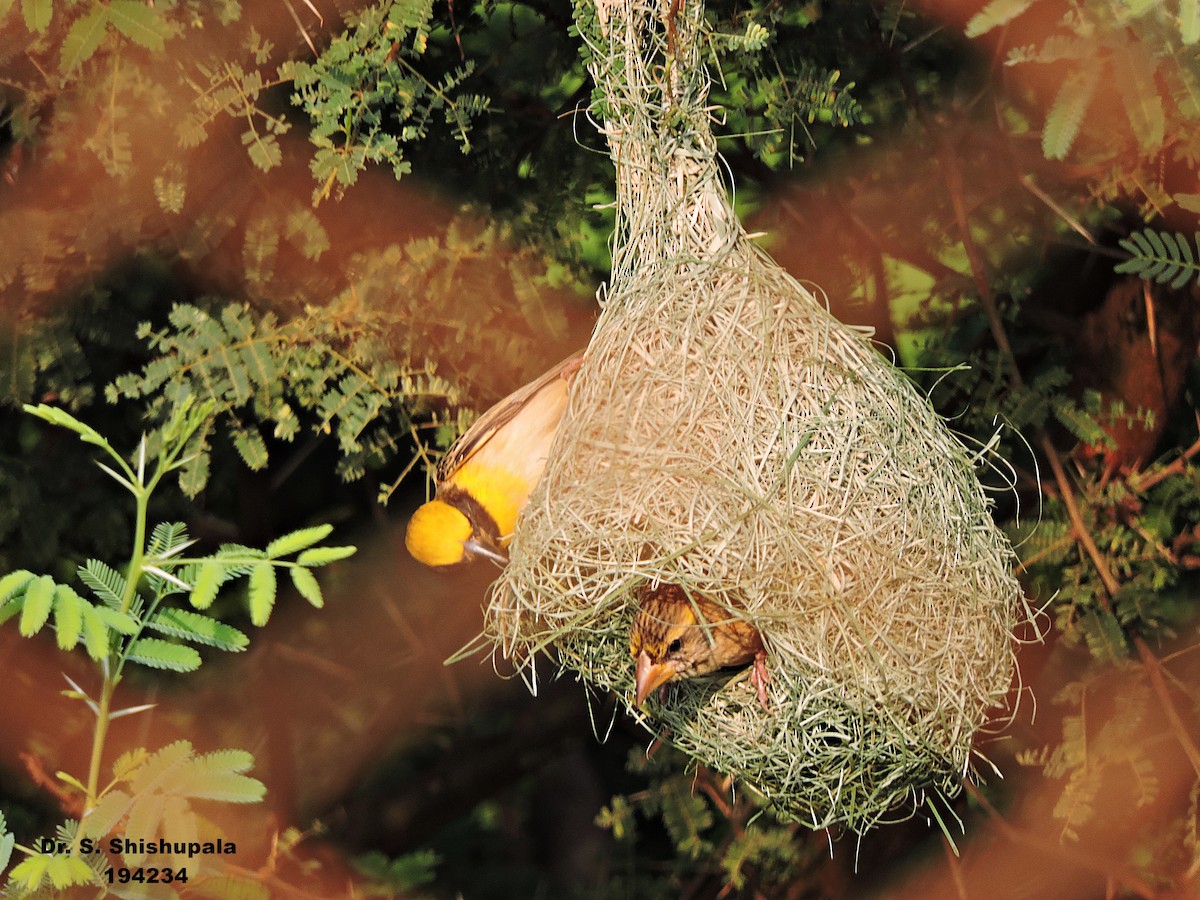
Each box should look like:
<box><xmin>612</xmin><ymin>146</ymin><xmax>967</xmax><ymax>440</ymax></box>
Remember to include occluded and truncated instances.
<box><xmin>635</xmin><ymin>650</ymin><xmax>676</xmax><ymax>707</ymax></box>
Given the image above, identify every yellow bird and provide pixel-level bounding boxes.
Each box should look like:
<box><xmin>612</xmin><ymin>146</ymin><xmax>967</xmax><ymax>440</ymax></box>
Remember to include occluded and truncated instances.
<box><xmin>405</xmin><ymin>350</ymin><xmax>584</xmax><ymax>568</ymax></box>
<box><xmin>629</xmin><ymin>582</ymin><xmax>770</xmax><ymax>709</ymax></box>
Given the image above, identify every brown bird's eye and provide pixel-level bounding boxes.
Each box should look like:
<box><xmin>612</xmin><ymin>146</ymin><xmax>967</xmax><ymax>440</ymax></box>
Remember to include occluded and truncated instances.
<box><xmin>667</xmin><ymin>638</ymin><xmax>682</xmax><ymax>654</ymax></box>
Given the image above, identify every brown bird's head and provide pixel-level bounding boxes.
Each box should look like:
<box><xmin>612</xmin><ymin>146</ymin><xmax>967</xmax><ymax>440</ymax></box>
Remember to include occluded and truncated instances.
<box><xmin>629</xmin><ymin>583</ymin><xmax>732</xmax><ymax>706</ymax></box>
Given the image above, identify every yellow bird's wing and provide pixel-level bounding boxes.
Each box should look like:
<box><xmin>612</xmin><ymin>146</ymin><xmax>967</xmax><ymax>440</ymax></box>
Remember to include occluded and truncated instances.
<box><xmin>436</xmin><ymin>349</ymin><xmax>585</xmax><ymax>485</ymax></box>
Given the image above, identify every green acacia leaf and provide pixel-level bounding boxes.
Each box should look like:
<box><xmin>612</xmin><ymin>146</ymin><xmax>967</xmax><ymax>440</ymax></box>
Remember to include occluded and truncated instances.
<box><xmin>129</xmin><ymin>740</ymin><xmax>192</xmax><ymax>793</ymax></box>
<box><xmin>123</xmin><ymin>794</ymin><xmax>165</xmax><ymax>864</ymax></box>
<box><xmin>60</xmin><ymin>5</ymin><xmax>109</xmax><ymax>72</ymax></box>
<box><xmin>46</xmin><ymin>853</ymin><xmax>96</xmax><ymax>889</ymax></box>
<box><xmin>245</xmin><ymin>130</ymin><xmax>283</xmax><ymax>171</ymax></box>
<box><xmin>80</xmin><ymin>604</ymin><xmax>111</xmax><ymax>660</ymax></box>
<box><xmin>1043</xmin><ymin>66</ymin><xmax>1099</xmax><ymax>160</ymax></box>
<box><xmin>248</xmin><ymin>563</ymin><xmax>276</xmax><ymax>626</ymax></box>
<box><xmin>112</xmin><ymin>748</ymin><xmax>150</xmax><ymax>782</ymax></box>
<box><xmin>189</xmin><ymin>559</ymin><xmax>226</xmax><ymax>609</ymax></box>
<box><xmin>147</xmin><ymin>608</ymin><xmax>248</xmax><ymax>651</ymax></box>
<box><xmin>266</xmin><ymin>524</ymin><xmax>334</xmax><ymax>559</ymax></box>
<box><xmin>0</xmin><ymin>569</ymin><xmax>34</xmax><ymax>604</ymax></box>
<box><xmin>82</xmin><ymin>789</ymin><xmax>134</xmax><ymax>840</ymax></box>
<box><xmin>20</xmin><ymin>575</ymin><xmax>56</xmax><ymax>636</ymax></box>
<box><xmin>231</xmin><ymin>424</ymin><xmax>269</xmax><ymax>470</ymax></box>
<box><xmin>203</xmin><ymin>749</ymin><xmax>254</xmax><ymax>774</ymax></box>
<box><xmin>20</xmin><ymin>0</ymin><xmax>51</xmax><ymax>32</ymax></box>
<box><xmin>53</xmin><ymin>585</ymin><xmax>85</xmax><ymax>650</ymax></box>
<box><xmin>107</xmin><ymin>0</ymin><xmax>171</xmax><ymax>50</ymax></box>
<box><xmin>179</xmin><ymin>771</ymin><xmax>266</xmax><ymax>803</ymax></box>
<box><xmin>78</xmin><ymin>559</ymin><xmax>127</xmax><ymax>608</ymax></box>
<box><xmin>964</xmin><ymin>0</ymin><xmax>1034</xmax><ymax>37</ymax></box>
<box><xmin>295</xmin><ymin>545</ymin><xmax>357</xmax><ymax>567</ymax></box>
<box><xmin>0</xmin><ymin>829</ymin><xmax>13</xmax><ymax>873</ymax></box>
<box><xmin>9</xmin><ymin>853</ymin><xmax>52</xmax><ymax>891</ymax></box>
<box><xmin>93</xmin><ymin>606</ymin><xmax>140</xmax><ymax>635</ymax></box>
<box><xmin>289</xmin><ymin>566</ymin><xmax>323</xmax><ymax>608</ymax></box>
<box><xmin>126</xmin><ymin>638</ymin><xmax>202</xmax><ymax>672</ymax></box>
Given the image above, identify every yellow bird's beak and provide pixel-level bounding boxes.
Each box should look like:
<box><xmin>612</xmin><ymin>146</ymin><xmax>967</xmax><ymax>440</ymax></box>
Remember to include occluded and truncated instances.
<box><xmin>635</xmin><ymin>650</ymin><xmax>677</xmax><ymax>707</ymax></box>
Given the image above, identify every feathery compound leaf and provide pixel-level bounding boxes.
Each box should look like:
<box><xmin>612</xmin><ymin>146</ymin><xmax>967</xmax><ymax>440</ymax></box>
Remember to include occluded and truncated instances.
<box><xmin>47</xmin><ymin>853</ymin><xmax>96</xmax><ymax>889</ymax></box>
<box><xmin>203</xmin><ymin>749</ymin><xmax>255</xmax><ymax>774</ymax></box>
<box><xmin>53</xmin><ymin>586</ymin><xmax>85</xmax><ymax>650</ymax></box>
<box><xmin>129</xmin><ymin>740</ymin><xmax>194</xmax><ymax>794</ymax></box>
<box><xmin>20</xmin><ymin>0</ymin><xmax>52</xmax><ymax>32</ymax></box>
<box><xmin>1114</xmin><ymin>43</ymin><xmax>1164</xmax><ymax>153</ymax></box>
<box><xmin>147</xmin><ymin>608</ymin><xmax>249</xmax><ymax>651</ymax></box>
<box><xmin>266</xmin><ymin>524</ymin><xmax>334</xmax><ymax>558</ymax></box>
<box><xmin>81</xmin><ymin>789</ymin><xmax>134</xmax><ymax>840</ymax></box>
<box><xmin>189</xmin><ymin>559</ymin><xmax>227</xmax><ymax>609</ymax></box>
<box><xmin>124</xmin><ymin>794</ymin><xmax>166</xmax><ymax>863</ymax></box>
<box><xmin>9</xmin><ymin>853</ymin><xmax>52</xmax><ymax>892</ymax></box>
<box><xmin>296</xmin><ymin>545</ymin><xmax>357</xmax><ymax>567</ymax></box>
<box><xmin>107</xmin><ymin>0</ymin><xmax>172</xmax><ymax>50</ymax></box>
<box><xmin>1079</xmin><ymin>608</ymin><xmax>1128</xmax><ymax>663</ymax></box>
<box><xmin>60</xmin><ymin>6</ymin><xmax>109</xmax><ymax>72</ymax></box>
<box><xmin>20</xmin><ymin>575</ymin><xmax>56</xmax><ymax>636</ymax></box>
<box><xmin>93</xmin><ymin>606</ymin><xmax>140</xmax><ymax>635</ymax></box>
<box><xmin>230</xmin><ymin>424</ymin><xmax>269</xmax><ymax>470</ymax></box>
<box><xmin>178</xmin><ymin>771</ymin><xmax>266</xmax><ymax>803</ymax></box>
<box><xmin>1043</xmin><ymin>66</ymin><xmax>1099</xmax><ymax>160</ymax></box>
<box><xmin>964</xmin><ymin>0</ymin><xmax>1036</xmax><ymax>37</ymax></box>
<box><xmin>79</xmin><ymin>604</ymin><xmax>112</xmax><ymax>660</ymax></box>
<box><xmin>0</xmin><ymin>569</ymin><xmax>34</xmax><ymax>604</ymax></box>
<box><xmin>78</xmin><ymin>559</ymin><xmax>128</xmax><ymax>608</ymax></box>
<box><xmin>1052</xmin><ymin>398</ymin><xmax>1110</xmax><ymax>446</ymax></box>
<box><xmin>147</xmin><ymin>521</ymin><xmax>191</xmax><ymax>556</ymax></box>
<box><xmin>290</xmin><ymin>566</ymin><xmax>324</xmax><ymax>608</ymax></box>
<box><xmin>113</xmin><ymin>748</ymin><xmax>151</xmax><ymax>782</ymax></box>
<box><xmin>125</xmin><ymin>638</ymin><xmax>203</xmax><ymax>672</ymax></box>
<box><xmin>659</xmin><ymin>782</ymin><xmax>714</xmax><ymax>859</ymax></box>
<box><xmin>1116</xmin><ymin>229</ymin><xmax>1200</xmax><ymax>288</ymax></box>
<box><xmin>0</xmin><ymin>828</ymin><xmax>12</xmax><ymax>874</ymax></box>
<box><xmin>248</xmin><ymin>562</ymin><xmax>277</xmax><ymax>626</ymax></box>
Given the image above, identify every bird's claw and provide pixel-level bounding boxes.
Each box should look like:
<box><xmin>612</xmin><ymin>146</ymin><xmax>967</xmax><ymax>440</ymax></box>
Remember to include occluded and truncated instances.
<box><xmin>752</xmin><ymin>652</ymin><xmax>771</xmax><ymax>712</ymax></box>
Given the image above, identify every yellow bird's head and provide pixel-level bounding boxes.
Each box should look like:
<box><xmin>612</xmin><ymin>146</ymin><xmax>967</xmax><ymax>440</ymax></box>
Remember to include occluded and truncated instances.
<box><xmin>404</xmin><ymin>498</ymin><xmax>508</xmax><ymax>568</ymax></box>
<box><xmin>405</xmin><ymin>350</ymin><xmax>584</xmax><ymax>572</ymax></box>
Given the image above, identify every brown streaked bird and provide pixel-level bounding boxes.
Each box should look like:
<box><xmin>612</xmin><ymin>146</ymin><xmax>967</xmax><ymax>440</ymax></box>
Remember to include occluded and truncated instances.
<box><xmin>404</xmin><ymin>350</ymin><xmax>584</xmax><ymax>568</ymax></box>
<box><xmin>629</xmin><ymin>582</ymin><xmax>770</xmax><ymax>709</ymax></box>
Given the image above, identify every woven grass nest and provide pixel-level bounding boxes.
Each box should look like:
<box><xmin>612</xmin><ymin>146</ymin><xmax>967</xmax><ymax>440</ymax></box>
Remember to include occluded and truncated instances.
<box><xmin>483</xmin><ymin>0</ymin><xmax>1026</xmax><ymax>833</ymax></box>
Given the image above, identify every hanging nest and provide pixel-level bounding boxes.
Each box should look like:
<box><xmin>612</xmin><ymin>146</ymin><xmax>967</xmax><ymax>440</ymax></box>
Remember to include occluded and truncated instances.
<box><xmin>483</xmin><ymin>0</ymin><xmax>1027</xmax><ymax>832</ymax></box>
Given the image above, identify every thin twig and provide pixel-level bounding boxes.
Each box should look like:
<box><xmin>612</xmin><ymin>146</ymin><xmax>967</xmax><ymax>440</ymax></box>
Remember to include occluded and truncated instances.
<box><xmin>1130</xmin><ymin>428</ymin><xmax>1200</xmax><ymax>493</ymax></box>
<box><xmin>1135</xmin><ymin>636</ymin><xmax>1200</xmax><ymax>779</ymax></box>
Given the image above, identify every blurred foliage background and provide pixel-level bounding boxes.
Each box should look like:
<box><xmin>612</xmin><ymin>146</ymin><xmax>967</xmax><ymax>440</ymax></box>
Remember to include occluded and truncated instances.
<box><xmin>0</xmin><ymin>0</ymin><xmax>1199</xmax><ymax>896</ymax></box>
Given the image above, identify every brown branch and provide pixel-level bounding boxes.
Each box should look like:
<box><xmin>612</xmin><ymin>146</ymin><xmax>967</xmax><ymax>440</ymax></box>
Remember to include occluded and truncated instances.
<box><xmin>1130</xmin><ymin>429</ymin><xmax>1200</xmax><ymax>493</ymax></box>
<box><xmin>664</xmin><ymin>0</ymin><xmax>683</xmax><ymax>59</ymax></box>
